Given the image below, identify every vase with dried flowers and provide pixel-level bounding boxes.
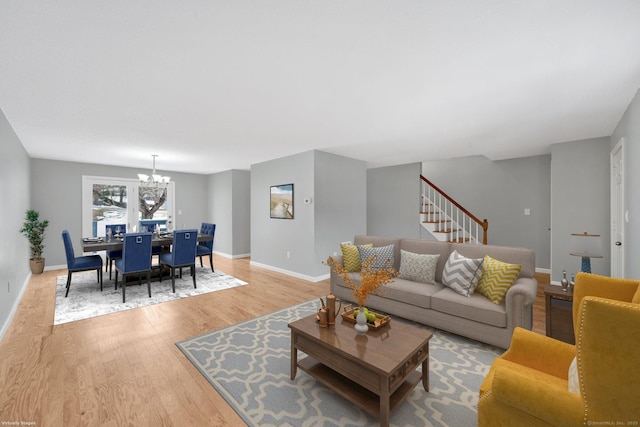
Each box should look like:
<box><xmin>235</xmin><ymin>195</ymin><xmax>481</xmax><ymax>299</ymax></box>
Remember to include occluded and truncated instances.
<box><xmin>325</xmin><ymin>255</ymin><xmax>399</xmax><ymax>333</ymax></box>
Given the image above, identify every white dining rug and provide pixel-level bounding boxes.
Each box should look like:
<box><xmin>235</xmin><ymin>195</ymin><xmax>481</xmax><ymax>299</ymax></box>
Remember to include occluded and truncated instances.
<box><xmin>54</xmin><ymin>269</ymin><xmax>247</xmax><ymax>325</ymax></box>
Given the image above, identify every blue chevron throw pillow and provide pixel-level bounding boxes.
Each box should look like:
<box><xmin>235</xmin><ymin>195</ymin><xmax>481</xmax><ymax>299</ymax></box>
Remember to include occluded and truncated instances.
<box><xmin>441</xmin><ymin>250</ymin><xmax>484</xmax><ymax>297</ymax></box>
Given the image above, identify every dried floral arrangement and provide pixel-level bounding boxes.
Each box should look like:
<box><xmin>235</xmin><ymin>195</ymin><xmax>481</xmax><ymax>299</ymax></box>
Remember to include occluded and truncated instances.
<box><xmin>325</xmin><ymin>255</ymin><xmax>399</xmax><ymax>307</ymax></box>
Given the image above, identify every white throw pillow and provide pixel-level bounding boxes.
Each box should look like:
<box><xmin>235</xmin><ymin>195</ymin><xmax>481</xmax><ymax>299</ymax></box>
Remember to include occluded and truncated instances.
<box><xmin>399</xmin><ymin>250</ymin><xmax>440</xmax><ymax>284</ymax></box>
<box><xmin>568</xmin><ymin>356</ymin><xmax>580</xmax><ymax>395</ymax></box>
<box><xmin>441</xmin><ymin>250</ymin><xmax>484</xmax><ymax>297</ymax></box>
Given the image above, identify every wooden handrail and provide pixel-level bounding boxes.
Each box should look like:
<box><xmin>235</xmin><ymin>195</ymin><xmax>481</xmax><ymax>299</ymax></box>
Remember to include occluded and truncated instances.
<box><xmin>420</xmin><ymin>175</ymin><xmax>488</xmax><ymax>244</ymax></box>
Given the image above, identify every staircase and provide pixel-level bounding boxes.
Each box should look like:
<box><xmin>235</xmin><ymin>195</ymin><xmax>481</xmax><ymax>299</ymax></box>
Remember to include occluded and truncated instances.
<box><xmin>420</xmin><ymin>175</ymin><xmax>488</xmax><ymax>245</ymax></box>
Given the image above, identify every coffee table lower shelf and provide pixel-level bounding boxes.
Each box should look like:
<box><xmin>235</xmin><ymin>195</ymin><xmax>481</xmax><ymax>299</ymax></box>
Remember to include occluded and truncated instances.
<box><xmin>298</xmin><ymin>357</ymin><xmax>422</xmax><ymax>419</ymax></box>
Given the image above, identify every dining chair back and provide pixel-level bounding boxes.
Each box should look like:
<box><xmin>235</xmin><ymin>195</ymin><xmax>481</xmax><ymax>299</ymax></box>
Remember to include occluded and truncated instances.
<box><xmin>159</xmin><ymin>229</ymin><xmax>199</xmax><ymax>292</ymax></box>
<box><xmin>197</xmin><ymin>223</ymin><xmax>216</xmax><ymax>271</ymax></box>
<box><xmin>104</xmin><ymin>223</ymin><xmax>126</xmax><ymax>280</ymax></box>
<box><xmin>114</xmin><ymin>232</ymin><xmax>153</xmax><ymax>303</ymax></box>
<box><xmin>61</xmin><ymin>230</ymin><xmax>103</xmax><ymax>297</ymax></box>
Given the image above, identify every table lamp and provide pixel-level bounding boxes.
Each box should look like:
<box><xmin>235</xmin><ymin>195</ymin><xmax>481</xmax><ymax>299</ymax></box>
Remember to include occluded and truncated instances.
<box><xmin>569</xmin><ymin>231</ymin><xmax>603</xmax><ymax>273</ymax></box>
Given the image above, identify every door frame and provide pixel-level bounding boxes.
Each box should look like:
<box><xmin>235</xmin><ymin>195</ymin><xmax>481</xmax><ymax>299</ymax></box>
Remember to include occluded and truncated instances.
<box><xmin>610</xmin><ymin>138</ymin><xmax>625</xmax><ymax>278</ymax></box>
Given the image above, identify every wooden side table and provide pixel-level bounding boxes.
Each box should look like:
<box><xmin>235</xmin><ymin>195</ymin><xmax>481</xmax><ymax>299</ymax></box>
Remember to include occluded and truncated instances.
<box><xmin>544</xmin><ymin>284</ymin><xmax>575</xmax><ymax>344</ymax></box>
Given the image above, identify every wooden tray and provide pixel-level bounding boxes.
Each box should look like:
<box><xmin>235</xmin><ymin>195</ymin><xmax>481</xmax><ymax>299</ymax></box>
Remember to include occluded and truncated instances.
<box><xmin>341</xmin><ymin>305</ymin><xmax>391</xmax><ymax>330</ymax></box>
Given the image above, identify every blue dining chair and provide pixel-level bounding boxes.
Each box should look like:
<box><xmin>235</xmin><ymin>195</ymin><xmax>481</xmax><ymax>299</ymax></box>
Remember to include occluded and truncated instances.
<box><xmin>62</xmin><ymin>230</ymin><xmax>103</xmax><ymax>297</ymax></box>
<box><xmin>197</xmin><ymin>223</ymin><xmax>216</xmax><ymax>272</ymax></box>
<box><xmin>159</xmin><ymin>229</ymin><xmax>198</xmax><ymax>293</ymax></box>
<box><xmin>104</xmin><ymin>223</ymin><xmax>126</xmax><ymax>280</ymax></box>
<box><xmin>114</xmin><ymin>232</ymin><xmax>153</xmax><ymax>303</ymax></box>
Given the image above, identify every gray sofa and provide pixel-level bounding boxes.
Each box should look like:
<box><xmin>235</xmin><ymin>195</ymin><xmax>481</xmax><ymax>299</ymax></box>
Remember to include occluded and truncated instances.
<box><xmin>329</xmin><ymin>235</ymin><xmax>538</xmax><ymax>349</ymax></box>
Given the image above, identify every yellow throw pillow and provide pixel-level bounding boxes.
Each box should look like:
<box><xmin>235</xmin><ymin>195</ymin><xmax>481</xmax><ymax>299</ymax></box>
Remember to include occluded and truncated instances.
<box><xmin>340</xmin><ymin>243</ymin><xmax>372</xmax><ymax>272</ymax></box>
<box><xmin>476</xmin><ymin>255</ymin><xmax>522</xmax><ymax>304</ymax></box>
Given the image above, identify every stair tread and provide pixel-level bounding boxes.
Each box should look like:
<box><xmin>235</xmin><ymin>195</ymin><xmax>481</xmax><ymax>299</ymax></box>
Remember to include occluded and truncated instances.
<box><xmin>449</xmin><ymin>237</ymin><xmax>471</xmax><ymax>243</ymax></box>
<box><xmin>422</xmin><ymin>220</ymin><xmax>450</xmax><ymax>224</ymax></box>
<box><xmin>433</xmin><ymin>229</ymin><xmax>460</xmax><ymax>233</ymax></box>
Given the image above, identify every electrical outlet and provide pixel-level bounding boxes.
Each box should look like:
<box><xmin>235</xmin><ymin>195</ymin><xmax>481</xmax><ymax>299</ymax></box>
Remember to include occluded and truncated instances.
<box><xmin>286</xmin><ymin>251</ymin><xmax>291</xmax><ymax>259</ymax></box>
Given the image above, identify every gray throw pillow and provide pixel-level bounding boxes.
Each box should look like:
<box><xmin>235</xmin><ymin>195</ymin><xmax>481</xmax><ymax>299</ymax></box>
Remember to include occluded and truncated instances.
<box><xmin>441</xmin><ymin>250</ymin><xmax>484</xmax><ymax>297</ymax></box>
<box><xmin>399</xmin><ymin>250</ymin><xmax>439</xmax><ymax>284</ymax></box>
<box><xmin>357</xmin><ymin>244</ymin><xmax>395</xmax><ymax>270</ymax></box>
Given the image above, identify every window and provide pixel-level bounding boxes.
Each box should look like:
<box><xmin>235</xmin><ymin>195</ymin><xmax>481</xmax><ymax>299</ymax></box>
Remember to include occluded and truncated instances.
<box><xmin>82</xmin><ymin>176</ymin><xmax>175</xmax><ymax>237</ymax></box>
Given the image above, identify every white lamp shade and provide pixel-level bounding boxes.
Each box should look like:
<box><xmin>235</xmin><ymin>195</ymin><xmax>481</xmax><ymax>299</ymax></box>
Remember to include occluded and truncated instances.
<box><xmin>569</xmin><ymin>232</ymin><xmax>603</xmax><ymax>258</ymax></box>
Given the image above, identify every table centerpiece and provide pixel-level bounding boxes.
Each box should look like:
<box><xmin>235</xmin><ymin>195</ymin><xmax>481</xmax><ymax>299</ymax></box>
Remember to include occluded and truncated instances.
<box><xmin>325</xmin><ymin>255</ymin><xmax>399</xmax><ymax>334</ymax></box>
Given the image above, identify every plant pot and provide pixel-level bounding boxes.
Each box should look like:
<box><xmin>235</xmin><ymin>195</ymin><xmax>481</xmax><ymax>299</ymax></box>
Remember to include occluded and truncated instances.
<box><xmin>30</xmin><ymin>258</ymin><xmax>45</xmax><ymax>274</ymax></box>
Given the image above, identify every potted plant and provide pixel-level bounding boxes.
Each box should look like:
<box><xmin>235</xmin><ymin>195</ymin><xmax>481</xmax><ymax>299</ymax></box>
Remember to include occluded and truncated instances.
<box><xmin>19</xmin><ymin>209</ymin><xmax>49</xmax><ymax>274</ymax></box>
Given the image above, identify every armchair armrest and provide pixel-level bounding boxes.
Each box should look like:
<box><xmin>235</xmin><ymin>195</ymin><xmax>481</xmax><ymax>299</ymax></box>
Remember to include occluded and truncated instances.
<box><xmin>502</xmin><ymin>328</ymin><xmax>576</xmax><ymax>379</ymax></box>
<box><xmin>490</xmin><ymin>359</ymin><xmax>584</xmax><ymax>426</ymax></box>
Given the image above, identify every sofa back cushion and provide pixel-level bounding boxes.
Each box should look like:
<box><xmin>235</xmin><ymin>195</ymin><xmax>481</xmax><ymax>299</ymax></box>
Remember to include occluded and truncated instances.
<box><xmin>451</xmin><ymin>243</ymin><xmax>535</xmax><ymax>279</ymax></box>
<box><xmin>354</xmin><ymin>235</ymin><xmax>401</xmax><ymax>270</ymax></box>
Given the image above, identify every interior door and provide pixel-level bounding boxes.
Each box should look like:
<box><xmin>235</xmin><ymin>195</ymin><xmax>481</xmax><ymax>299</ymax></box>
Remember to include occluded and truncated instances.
<box><xmin>610</xmin><ymin>139</ymin><xmax>625</xmax><ymax>278</ymax></box>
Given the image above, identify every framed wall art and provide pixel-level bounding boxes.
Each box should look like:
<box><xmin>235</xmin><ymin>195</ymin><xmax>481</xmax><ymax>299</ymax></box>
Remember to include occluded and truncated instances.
<box><xmin>270</xmin><ymin>183</ymin><xmax>294</xmax><ymax>219</ymax></box>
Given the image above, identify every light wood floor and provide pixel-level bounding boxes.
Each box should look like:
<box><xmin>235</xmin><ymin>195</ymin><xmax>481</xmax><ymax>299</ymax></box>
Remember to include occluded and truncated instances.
<box><xmin>0</xmin><ymin>256</ymin><xmax>550</xmax><ymax>426</ymax></box>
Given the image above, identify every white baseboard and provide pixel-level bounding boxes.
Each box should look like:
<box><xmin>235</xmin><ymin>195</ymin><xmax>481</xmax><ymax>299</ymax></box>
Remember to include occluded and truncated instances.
<box><xmin>0</xmin><ymin>272</ymin><xmax>31</xmax><ymax>343</ymax></box>
<box><xmin>535</xmin><ymin>267</ymin><xmax>551</xmax><ymax>274</ymax></box>
<box><xmin>213</xmin><ymin>251</ymin><xmax>250</xmax><ymax>259</ymax></box>
<box><xmin>249</xmin><ymin>261</ymin><xmax>329</xmax><ymax>283</ymax></box>
<box><xmin>45</xmin><ymin>264</ymin><xmax>67</xmax><ymax>271</ymax></box>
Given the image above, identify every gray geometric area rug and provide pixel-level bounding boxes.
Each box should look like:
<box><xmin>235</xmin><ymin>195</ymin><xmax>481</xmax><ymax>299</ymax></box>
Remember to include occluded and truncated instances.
<box><xmin>176</xmin><ymin>299</ymin><xmax>503</xmax><ymax>427</ymax></box>
<box><xmin>54</xmin><ymin>269</ymin><xmax>247</xmax><ymax>325</ymax></box>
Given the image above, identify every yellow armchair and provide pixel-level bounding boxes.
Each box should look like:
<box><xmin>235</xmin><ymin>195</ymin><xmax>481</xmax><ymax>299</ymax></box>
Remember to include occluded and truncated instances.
<box><xmin>478</xmin><ymin>273</ymin><xmax>640</xmax><ymax>426</ymax></box>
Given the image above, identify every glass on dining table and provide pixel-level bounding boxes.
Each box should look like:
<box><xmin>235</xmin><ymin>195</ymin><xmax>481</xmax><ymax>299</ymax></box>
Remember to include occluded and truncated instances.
<box><xmin>115</xmin><ymin>225</ymin><xmax>122</xmax><ymax>236</ymax></box>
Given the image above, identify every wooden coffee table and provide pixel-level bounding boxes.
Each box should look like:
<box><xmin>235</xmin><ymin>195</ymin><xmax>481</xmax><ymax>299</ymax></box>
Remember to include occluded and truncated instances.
<box><xmin>289</xmin><ymin>313</ymin><xmax>432</xmax><ymax>427</ymax></box>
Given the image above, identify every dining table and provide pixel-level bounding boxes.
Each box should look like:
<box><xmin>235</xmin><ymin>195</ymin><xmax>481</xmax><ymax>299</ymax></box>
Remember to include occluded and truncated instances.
<box><xmin>81</xmin><ymin>232</ymin><xmax>213</xmax><ymax>253</ymax></box>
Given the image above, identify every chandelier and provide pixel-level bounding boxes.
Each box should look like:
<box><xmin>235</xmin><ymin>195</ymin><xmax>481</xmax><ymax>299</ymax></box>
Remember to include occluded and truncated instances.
<box><xmin>137</xmin><ymin>155</ymin><xmax>170</xmax><ymax>188</ymax></box>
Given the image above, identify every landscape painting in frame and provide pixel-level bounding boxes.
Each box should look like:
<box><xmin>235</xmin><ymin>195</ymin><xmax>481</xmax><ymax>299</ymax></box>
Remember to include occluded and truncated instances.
<box><xmin>270</xmin><ymin>184</ymin><xmax>294</xmax><ymax>219</ymax></box>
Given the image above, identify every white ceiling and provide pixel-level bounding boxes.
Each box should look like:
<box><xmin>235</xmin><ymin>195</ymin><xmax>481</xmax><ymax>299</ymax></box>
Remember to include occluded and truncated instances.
<box><xmin>1</xmin><ymin>1</ymin><xmax>639</xmax><ymax>175</ymax></box>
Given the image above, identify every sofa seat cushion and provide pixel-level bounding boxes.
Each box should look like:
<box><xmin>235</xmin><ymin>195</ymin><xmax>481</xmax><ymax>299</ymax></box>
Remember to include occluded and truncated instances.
<box><xmin>431</xmin><ymin>287</ymin><xmax>507</xmax><ymax>327</ymax></box>
<box><xmin>334</xmin><ymin>274</ymin><xmax>441</xmax><ymax>309</ymax></box>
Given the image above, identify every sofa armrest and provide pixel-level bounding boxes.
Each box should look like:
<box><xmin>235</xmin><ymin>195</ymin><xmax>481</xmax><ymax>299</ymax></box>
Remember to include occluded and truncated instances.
<box><xmin>490</xmin><ymin>360</ymin><xmax>584</xmax><ymax>426</ymax></box>
<box><xmin>328</xmin><ymin>255</ymin><xmax>343</xmax><ymax>293</ymax></box>
<box><xmin>503</xmin><ymin>277</ymin><xmax>537</xmax><ymax>330</ymax></box>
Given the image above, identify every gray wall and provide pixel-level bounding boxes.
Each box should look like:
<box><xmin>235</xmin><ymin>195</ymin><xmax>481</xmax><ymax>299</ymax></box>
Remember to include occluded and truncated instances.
<box><xmin>231</xmin><ymin>169</ymin><xmax>251</xmax><ymax>256</ymax></box>
<box><xmin>314</xmin><ymin>151</ymin><xmax>367</xmax><ymax>276</ymax></box>
<box><xmin>251</xmin><ymin>151</ymin><xmax>316</xmax><ymax>276</ymax></box>
<box><xmin>207</xmin><ymin>170</ymin><xmax>233</xmax><ymax>255</ymax></box>
<box><xmin>550</xmin><ymin>138</ymin><xmax>611</xmax><ymax>281</ymax></box>
<box><xmin>0</xmin><ymin>108</ymin><xmax>31</xmax><ymax>339</ymax></box>
<box><xmin>207</xmin><ymin>169</ymin><xmax>251</xmax><ymax>257</ymax></box>
<box><xmin>30</xmin><ymin>159</ymin><xmax>209</xmax><ymax>267</ymax></box>
<box><xmin>367</xmin><ymin>163</ymin><xmax>424</xmax><ymax>239</ymax></box>
<box><xmin>418</xmin><ymin>155</ymin><xmax>552</xmax><ymax>268</ymax></box>
<box><xmin>611</xmin><ymin>88</ymin><xmax>640</xmax><ymax>279</ymax></box>
<box><xmin>250</xmin><ymin>150</ymin><xmax>366</xmax><ymax>280</ymax></box>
